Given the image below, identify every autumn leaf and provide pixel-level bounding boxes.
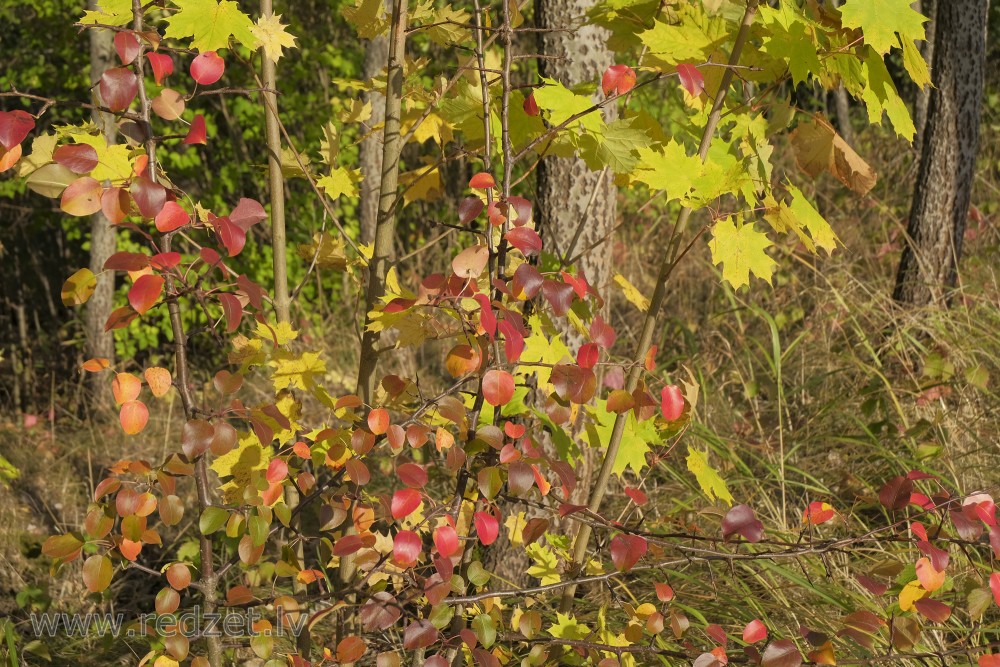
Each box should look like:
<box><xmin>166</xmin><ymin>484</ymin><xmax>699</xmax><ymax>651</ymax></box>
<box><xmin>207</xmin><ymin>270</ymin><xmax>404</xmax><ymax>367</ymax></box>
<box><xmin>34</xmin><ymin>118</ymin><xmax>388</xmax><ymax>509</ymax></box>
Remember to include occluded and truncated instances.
<box><xmin>708</xmin><ymin>217</ymin><xmax>777</xmax><ymax>289</ymax></box>
<box><xmin>164</xmin><ymin>0</ymin><xmax>257</xmax><ymax>52</ymax></box>
<box><xmin>839</xmin><ymin>0</ymin><xmax>926</xmax><ymax>55</ymax></box>
<box><xmin>251</xmin><ymin>14</ymin><xmax>297</xmax><ymax>62</ymax></box>
<box><xmin>686</xmin><ymin>446</ymin><xmax>734</xmax><ymax>506</ymax></box>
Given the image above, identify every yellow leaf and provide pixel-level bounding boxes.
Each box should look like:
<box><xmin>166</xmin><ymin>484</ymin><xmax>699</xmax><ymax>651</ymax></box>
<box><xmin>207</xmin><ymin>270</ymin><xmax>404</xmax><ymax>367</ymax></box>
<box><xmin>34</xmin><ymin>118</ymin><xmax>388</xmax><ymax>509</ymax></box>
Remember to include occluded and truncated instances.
<box><xmin>686</xmin><ymin>446</ymin><xmax>733</xmax><ymax>506</ymax></box>
<box><xmin>317</xmin><ymin>167</ymin><xmax>362</xmax><ymax>201</ymax></box>
<box><xmin>899</xmin><ymin>579</ymin><xmax>927</xmax><ymax>611</ymax></box>
<box><xmin>708</xmin><ymin>217</ymin><xmax>777</xmax><ymax>289</ymax></box>
<box><xmin>613</xmin><ymin>274</ymin><xmax>650</xmax><ymax>312</ymax></box>
<box><xmin>251</xmin><ymin>13</ymin><xmax>297</xmax><ymax>62</ymax></box>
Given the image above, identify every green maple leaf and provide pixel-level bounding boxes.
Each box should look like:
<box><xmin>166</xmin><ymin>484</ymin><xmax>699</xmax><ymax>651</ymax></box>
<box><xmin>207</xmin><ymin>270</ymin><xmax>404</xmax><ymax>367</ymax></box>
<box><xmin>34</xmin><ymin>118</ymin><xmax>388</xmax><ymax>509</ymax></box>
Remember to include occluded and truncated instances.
<box><xmin>533</xmin><ymin>78</ymin><xmax>603</xmax><ymax>133</ymax></box>
<box><xmin>761</xmin><ymin>14</ymin><xmax>821</xmax><ymax>85</ymax></box>
<box><xmin>577</xmin><ymin>117</ymin><xmax>650</xmax><ymax>174</ymax></box>
<box><xmin>708</xmin><ymin>217</ymin><xmax>776</xmax><ymax>289</ymax></box>
<box><xmin>165</xmin><ymin>0</ymin><xmax>258</xmax><ymax>52</ymax></box>
<box><xmin>839</xmin><ymin>0</ymin><xmax>926</xmax><ymax>55</ymax></box>
<box><xmin>526</xmin><ymin>544</ymin><xmax>561</xmax><ymax>585</ymax></box>
<box><xmin>633</xmin><ymin>140</ymin><xmax>701</xmax><ymax>201</ymax></box>
<box><xmin>686</xmin><ymin>446</ymin><xmax>733</xmax><ymax>506</ymax></box>
<box><xmin>639</xmin><ymin>17</ymin><xmax>719</xmax><ymax>69</ymax></box>
<box><xmin>586</xmin><ymin>401</ymin><xmax>658</xmax><ymax>476</ymax></box>
<box><xmin>80</xmin><ymin>0</ymin><xmax>132</xmax><ymax>26</ymax></box>
<box><xmin>548</xmin><ymin>613</ymin><xmax>590</xmax><ymax>641</ymax></box>
<box><xmin>860</xmin><ymin>50</ymin><xmax>916</xmax><ymax>141</ymax></box>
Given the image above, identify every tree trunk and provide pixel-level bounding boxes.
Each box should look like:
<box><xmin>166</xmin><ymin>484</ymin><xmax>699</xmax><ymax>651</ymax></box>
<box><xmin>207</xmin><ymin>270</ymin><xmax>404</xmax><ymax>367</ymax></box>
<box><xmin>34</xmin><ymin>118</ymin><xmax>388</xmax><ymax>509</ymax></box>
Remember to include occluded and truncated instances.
<box><xmin>359</xmin><ymin>11</ymin><xmax>389</xmax><ymax>245</ymax></box>
<box><xmin>893</xmin><ymin>0</ymin><xmax>987</xmax><ymax>306</ymax></box>
<box><xmin>85</xmin><ymin>7</ymin><xmax>116</xmax><ymax>369</ymax></box>
<box><xmin>914</xmin><ymin>0</ymin><xmax>937</xmax><ymax>148</ymax></box>
<box><xmin>484</xmin><ymin>0</ymin><xmax>617</xmax><ymax>586</ymax></box>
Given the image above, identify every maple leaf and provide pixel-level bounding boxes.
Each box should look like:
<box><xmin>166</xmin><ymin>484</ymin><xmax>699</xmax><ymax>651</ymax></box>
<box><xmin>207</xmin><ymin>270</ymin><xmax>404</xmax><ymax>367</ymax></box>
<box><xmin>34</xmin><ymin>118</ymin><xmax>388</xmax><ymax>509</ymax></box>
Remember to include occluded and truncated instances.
<box><xmin>586</xmin><ymin>401</ymin><xmax>658</xmax><ymax>476</ymax></box>
<box><xmin>251</xmin><ymin>14</ymin><xmax>297</xmax><ymax>62</ymax></box>
<box><xmin>686</xmin><ymin>446</ymin><xmax>733</xmax><ymax>506</ymax></box>
<box><xmin>547</xmin><ymin>613</ymin><xmax>590</xmax><ymax>640</ymax></box>
<box><xmin>613</xmin><ymin>273</ymin><xmax>650</xmax><ymax>312</ymax></box>
<box><xmin>270</xmin><ymin>350</ymin><xmax>326</xmax><ymax>391</ymax></box>
<box><xmin>533</xmin><ymin>78</ymin><xmax>603</xmax><ymax>133</ymax></box>
<box><xmin>317</xmin><ymin>167</ymin><xmax>362</xmax><ymax>200</ymax></box>
<box><xmin>164</xmin><ymin>0</ymin><xmax>257</xmax><ymax>53</ymax></box>
<box><xmin>708</xmin><ymin>217</ymin><xmax>776</xmax><ymax>289</ymax></box>
<box><xmin>633</xmin><ymin>141</ymin><xmax>701</xmax><ymax>201</ymax></box>
<box><xmin>860</xmin><ymin>50</ymin><xmax>916</xmax><ymax>141</ymax></box>
<box><xmin>79</xmin><ymin>0</ymin><xmax>132</xmax><ymax>26</ymax></box>
<box><xmin>526</xmin><ymin>543</ymin><xmax>561</xmax><ymax>585</ymax></box>
<box><xmin>761</xmin><ymin>11</ymin><xmax>821</xmax><ymax>85</ymax></box>
<box><xmin>839</xmin><ymin>0</ymin><xmax>926</xmax><ymax>56</ymax></box>
<box><xmin>342</xmin><ymin>0</ymin><xmax>389</xmax><ymax>39</ymax></box>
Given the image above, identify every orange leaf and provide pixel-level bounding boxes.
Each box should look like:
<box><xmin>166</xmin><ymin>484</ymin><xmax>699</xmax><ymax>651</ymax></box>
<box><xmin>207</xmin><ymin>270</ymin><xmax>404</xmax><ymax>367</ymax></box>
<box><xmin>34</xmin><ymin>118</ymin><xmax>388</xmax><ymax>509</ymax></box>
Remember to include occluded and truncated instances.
<box><xmin>112</xmin><ymin>372</ymin><xmax>142</xmax><ymax>405</ymax></box>
<box><xmin>119</xmin><ymin>400</ymin><xmax>149</xmax><ymax>435</ymax></box>
<box><xmin>128</xmin><ymin>274</ymin><xmax>165</xmax><ymax>315</ymax></box>
<box><xmin>144</xmin><ymin>366</ymin><xmax>172</xmax><ymax>397</ymax></box>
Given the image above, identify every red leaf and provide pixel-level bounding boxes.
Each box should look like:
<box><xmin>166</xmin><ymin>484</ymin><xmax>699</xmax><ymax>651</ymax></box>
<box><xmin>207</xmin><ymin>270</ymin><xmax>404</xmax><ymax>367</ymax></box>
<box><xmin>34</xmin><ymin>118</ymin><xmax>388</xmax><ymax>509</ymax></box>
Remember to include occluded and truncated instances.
<box><xmin>391</xmin><ymin>488</ymin><xmax>422</xmax><ymax>520</ymax></box>
<box><xmin>361</xmin><ymin>592</ymin><xmax>402</xmax><ymax>632</ymax></box>
<box><xmin>119</xmin><ymin>400</ymin><xmax>149</xmax><ymax>435</ymax></box>
<box><xmin>505</xmin><ymin>227</ymin><xmax>542</xmax><ymax>255</ymax></box>
<box><xmin>469</xmin><ymin>172</ymin><xmax>495</xmax><ymax>189</ymax></box>
<box><xmin>577</xmin><ymin>343</ymin><xmax>599</xmax><ymax>370</ymax></box>
<box><xmin>980</xmin><ymin>654</ymin><xmax>1000</xmax><ymax>667</ymax></box>
<box><xmin>218</xmin><ymin>293</ymin><xmax>243</xmax><ymax>333</ymax></box>
<box><xmin>216</xmin><ymin>217</ymin><xmax>246</xmax><ymax>256</ymax></box>
<box><xmin>487</xmin><ymin>201</ymin><xmax>507</xmax><ymax>226</ymax></box>
<box><xmin>802</xmin><ymin>501</ymin><xmax>836</xmax><ymax>525</ymax></box>
<box><xmin>100</xmin><ymin>68</ymin><xmax>138</xmax><ymax>112</ymax></box>
<box><xmin>184</xmin><ymin>114</ymin><xmax>207</xmax><ymax>145</ymax></box>
<box><xmin>54</xmin><ymin>144</ymin><xmax>99</xmax><ymax>173</ymax></box>
<box><xmin>0</xmin><ymin>110</ymin><xmax>35</xmax><ymax>149</ymax></box>
<box><xmin>398</xmin><ymin>463</ymin><xmax>428</xmax><ymax>489</ymax></box>
<box><xmin>393</xmin><ymin>530</ymin><xmax>422</xmax><ymax>567</ymax></box>
<box><xmin>128</xmin><ymin>274</ymin><xmax>164</xmax><ymax>315</ymax></box>
<box><xmin>266</xmin><ymin>458</ymin><xmax>288</xmax><ymax>483</ymax></box>
<box><xmin>879</xmin><ymin>475</ymin><xmax>913</xmax><ymax>511</ymax></box>
<box><xmin>610</xmin><ymin>534</ymin><xmax>647</xmax><ymax>571</ymax></box>
<box><xmin>523</xmin><ymin>92</ymin><xmax>539</xmax><ymax>116</ymax></box>
<box><xmin>368</xmin><ymin>407</ymin><xmax>389</xmax><ymax>435</ymax></box>
<box><xmin>146</xmin><ymin>52</ymin><xmax>174</xmax><ymax>85</ymax></box>
<box><xmin>403</xmin><ymin>619</ymin><xmax>438</xmax><ymax>650</ymax></box>
<box><xmin>155</xmin><ymin>201</ymin><xmax>190</xmax><ymax>233</ymax></box>
<box><xmin>498</xmin><ymin>320</ymin><xmax>525</xmax><ymax>363</ymax></box>
<box><xmin>676</xmin><ymin>63</ymin><xmax>705</xmax><ymax>97</ymax></box>
<box><xmin>190</xmin><ymin>51</ymin><xmax>225</xmax><ymax>85</ymax></box>
<box><xmin>655</xmin><ymin>582</ymin><xmax>674</xmax><ymax>602</ymax></box>
<box><xmin>474</xmin><ymin>293</ymin><xmax>497</xmax><ymax>338</ymax></box>
<box><xmin>590</xmin><ymin>315</ymin><xmax>616</xmax><ymax>348</ymax></box>
<box><xmin>0</xmin><ymin>143</ymin><xmax>21</xmax><ymax>172</ymax></box>
<box><xmin>230</xmin><ymin>198</ymin><xmax>267</xmax><ymax>230</ymax></box>
<box><xmin>474</xmin><ymin>511</ymin><xmax>499</xmax><ymax>545</ymax></box>
<box><xmin>104</xmin><ymin>251</ymin><xmax>149</xmax><ymax>271</ymax></box>
<box><xmin>722</xmin><ymin>504</ymin><xmax>764</xmax><ymax>542</ymax></box>
<box><xmin>624</xmin><ymin>486</ymin><xmax>648</xmax><ymax>506</ymax></box>
<box><xmin>913</xmin><ymin>598</ymin><xmax>951</xmax><ymax>623</ymax></box>
<box><xmin>541</xmin><ymin>280</ymin><xmax>574</xmax><ymax>316</ymax></box>
<box><xmin>509</xmin><ymin>196</ymin><xmax>533</xmax><ymax>226</ymax></box>
<box><xmin>60</xmin><ymin>177</ymin><xmax>103</xmax><ymax>216</ymax></box>
<box><xmin>661</xmin><ymin>384</ymin><xmax>685</xmax><ymax>421</ymax></box>
<box><xmin>482</xmin><ymin>369</ymin><xmax>515</xmax><ymax>407</ymax></box>
<box><xmin>601</xmin><ymin>64</ymin><xmax>636</xmax><ymax>96</ymax></box>
<box><xmin>991</xmin><ymin>572</ymin><xmax>1000</xmax><ymax>606</ymax></box>
<box><xmin>743</xmin><ymin>620</ymin><xmax>768</xmax><ymax>644</ymax></box>
<box><xmin>101</xmin><ymin>187</ymin><xmax>131</xmax><ymax>223</ymax></box>
<box><xmin>105</xmin><ymin>306</ymin><xmax>138</xmax><ymax>331</ymax></box>
<box><xmin>761</xmin><ymin>639</ymin><xmax>802</xmax><ymax>667</ymax></box>
<box><xmin>512</xmin><ymin>263</ymin><xmax>543</xmax><ymax>299</ymax></box>
<box><xmin>434</xmin><ymin>524</ymin><xmax>459</xmax><ymax>557</ymax></box>
<box><xmin>706</xmin><ymin>624</ymin><xmax>728</xmax><ymax>646</ymax></box>
<box><xmin>130</xmin><ymin>177</ymin><xmax>167</xmax><ymax>218</ymax></box>
<box><xmin>114</xmin><ymin>31</ymin><xmax>140</xmax><ymax>64</ymax></box>
<box><xmin>459</xmin><ymin>196</ymin><xmax>484</xmax><ymax>224</ymax></box>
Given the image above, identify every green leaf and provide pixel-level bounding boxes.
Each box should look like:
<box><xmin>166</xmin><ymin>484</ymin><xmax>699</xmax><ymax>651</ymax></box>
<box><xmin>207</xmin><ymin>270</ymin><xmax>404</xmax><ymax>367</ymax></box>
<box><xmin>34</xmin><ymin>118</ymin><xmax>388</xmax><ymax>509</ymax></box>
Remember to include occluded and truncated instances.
<box><xmin>860</xmin><ymin>49</ymin><xmax>916</xmax><ymax>141</ymax></box>
<box><xmin>471</xmin><ymin>614</ymin><xmax>496</xmax><ymax>648</ymax></box>
<box><xmin>547</xmin><ymin>613</ymin><xmax>590</xmax><ymax>640</ymax></box>
<box><xmin>342</xmin><ymin>0</ymin><xmax>389</xmax><ymax>39</ymax></box>
<box><xmin>765</xmin><ymin>185</ymin><xmax>839</xmax><ymax>255</ymax></box>
<box><xmin>586</xmin><ymin>401</ymin><xmax>658</xmax><ymax>476</ymax></box>
<box><xmin>760</xmin><ymin>8</ymin><xmax>821</xmax><ymax>85</ymax></box>
<box><xmin>577</xmin><ymin>117</ymin><xmax>650</xmax><ymax>174</ymax></box>
<box><xmin>686</xmin><ymin>446</ymin><xmax>733</xmax><ymax>505</ymax></box>
<box><xmin>533</xmin><ymin>77</ymin><xmax>603</xmax><ymax>133</ymax></box>
<box><xmin>839</xmin><ymin>0</ymin><xmax>926</xmax><ymax>56</ymax></box>
<box><xmin>900</xmin><ymin>37</ymin><xmax>931</xmax><ymax>89</ymax></box>
<box><xmin>526</xmin><ymin>543</ymin><xmax>561</xmax><ymax>585</ymax></box>
<box><xmin>164</xmin><ymin>0</ymin><xmax>258</xmax><ymax>52</ymax></box>
<box><xmin>708</xmin><ymin>217</ymin><xmax>777</xmax><ymax>289</ymax></box>
<box><xmin>633</xmin><ymin>140</ymin><xmax>702</xmax><ymax>201</ymax></box>
<box><xmin>639</xmin><ymin>17</ymin><xmax>718</xmax><ymax>69</ymax></box>
<box><xmin>80</xmin><ymin>0</ymin><xmax>133</xmax><ymax>26</ymax></box>
<box><xmin>199</xmin><ymin>507</ymin><xmax>229</xmax><ymax>535</ymax></box>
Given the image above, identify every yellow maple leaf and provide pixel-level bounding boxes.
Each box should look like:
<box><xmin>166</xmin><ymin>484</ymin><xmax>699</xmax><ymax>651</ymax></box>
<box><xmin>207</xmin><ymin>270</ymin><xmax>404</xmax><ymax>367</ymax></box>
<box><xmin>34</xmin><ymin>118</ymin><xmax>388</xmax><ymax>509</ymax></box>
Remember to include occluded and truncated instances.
<box><xmin>250</xmin><ymin>13</ymin><xmax>297</xmax><ymax>62</ymax></box>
